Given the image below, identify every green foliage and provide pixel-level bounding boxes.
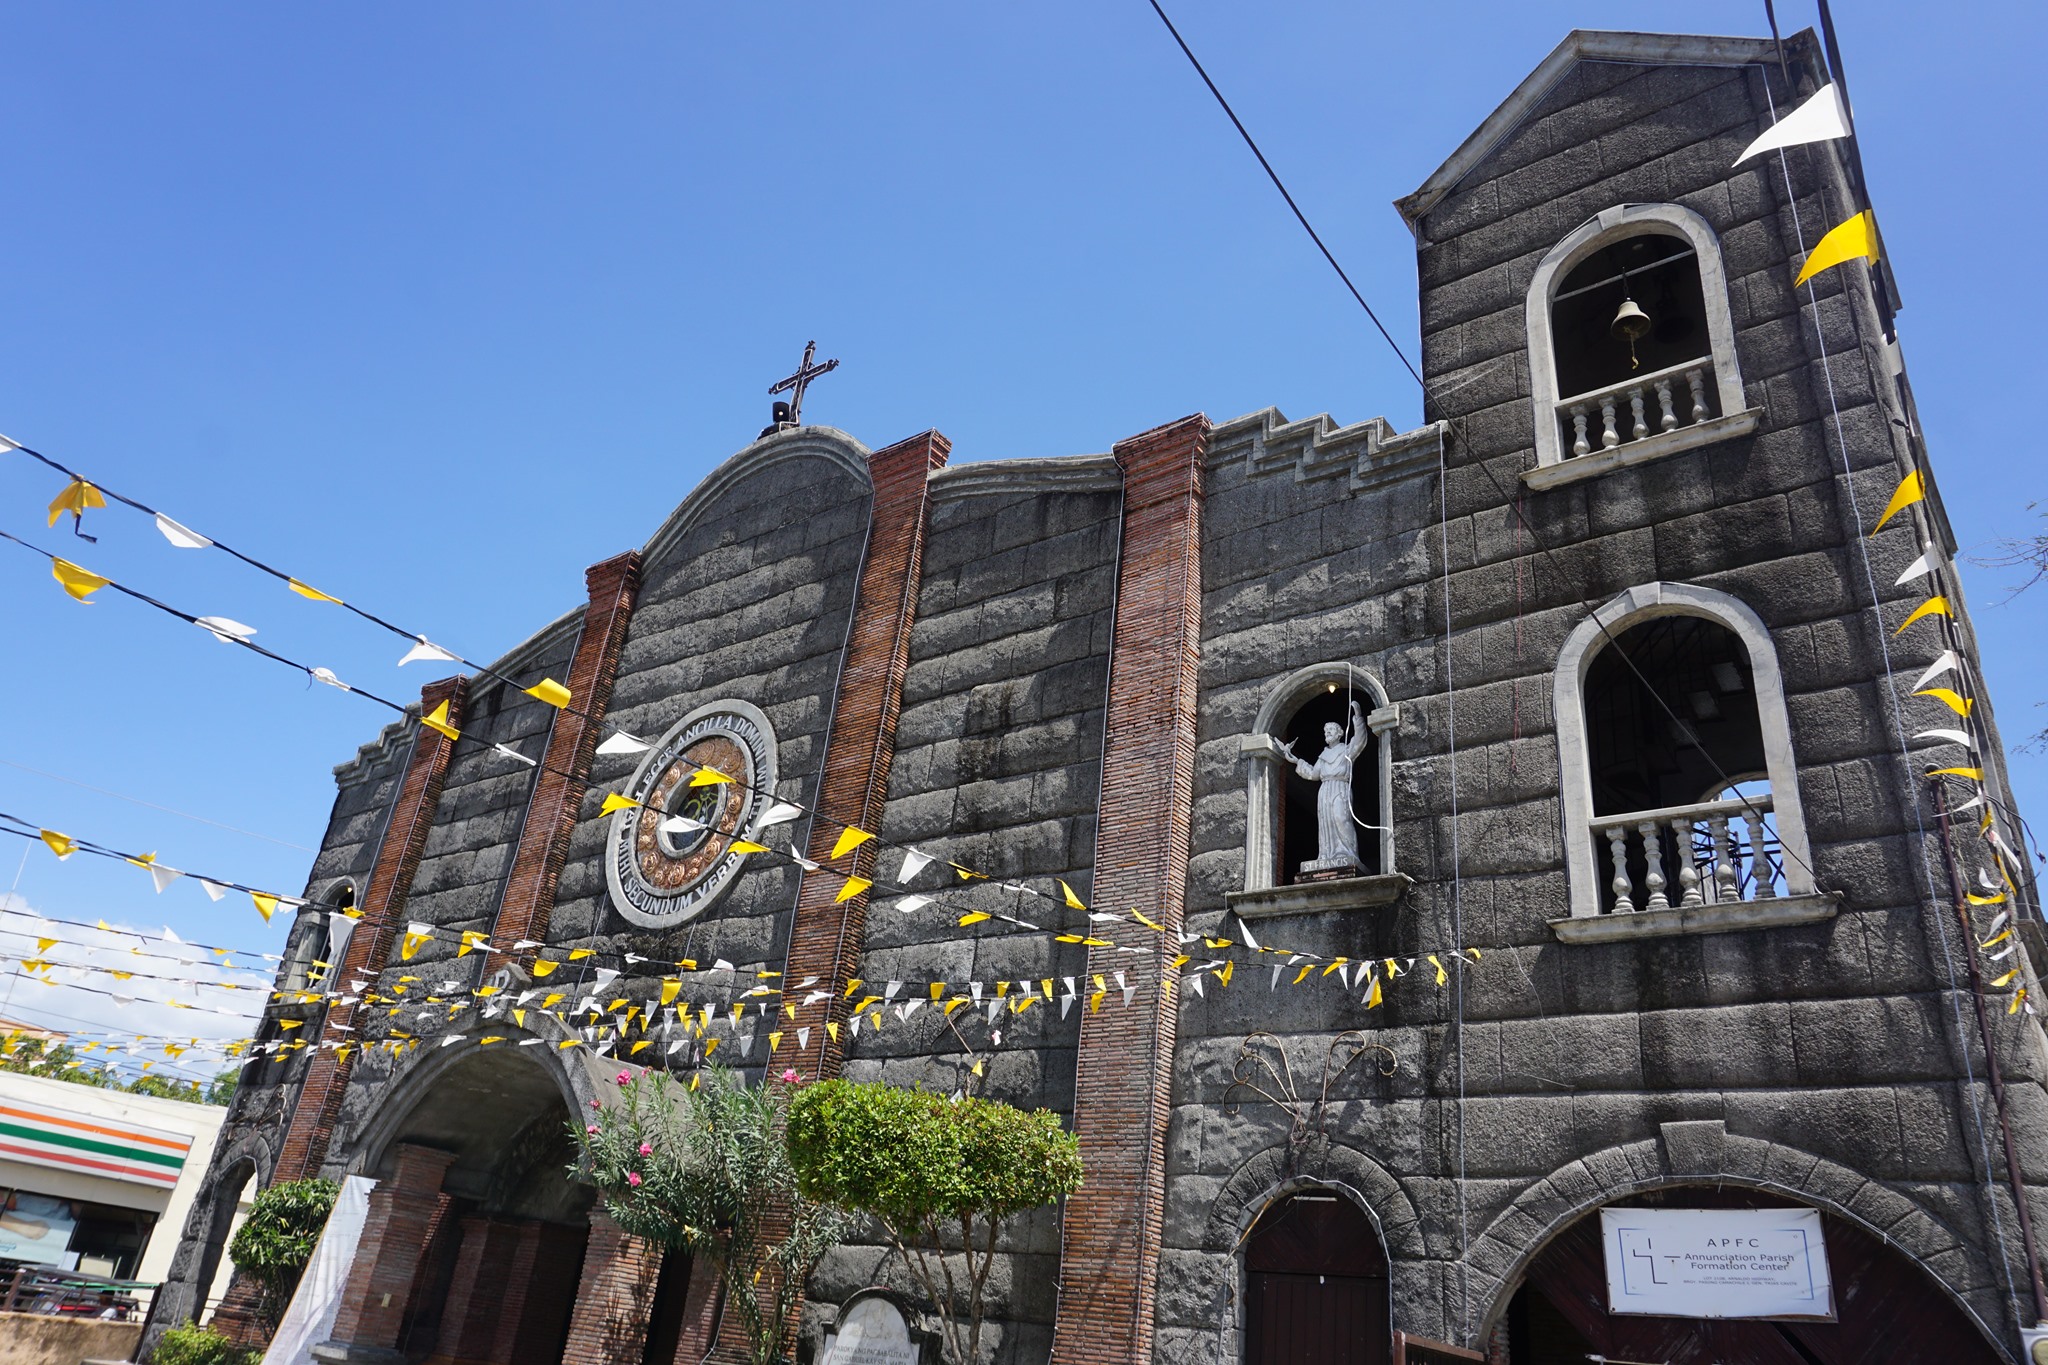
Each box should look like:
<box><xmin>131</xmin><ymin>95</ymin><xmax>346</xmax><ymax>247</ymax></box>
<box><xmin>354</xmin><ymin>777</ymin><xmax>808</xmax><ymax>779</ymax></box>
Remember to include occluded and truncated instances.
<box><xmin>228</xmin><ymin>1178</ymin><xmax>339</xmax><ymax>1329</ymax></box>
<box><xmin>573</xmin><ymin>1066</ymin><xmax>845</xmax><ymax>1365</ymax></box>
<box><xmin>0</xmin><ymin>1037</ymin><xmax>227</xmax><ymax>1106</ymax></box>
<box><xmin>149</xmin><ymin>1320</ymin><xmax>259</xmax><ymax>1365</ymax></box>
<box><xmin>786</xmin><ymin>1080</ymin><xmax>1083</xmax><ymax>1365</ymax></box>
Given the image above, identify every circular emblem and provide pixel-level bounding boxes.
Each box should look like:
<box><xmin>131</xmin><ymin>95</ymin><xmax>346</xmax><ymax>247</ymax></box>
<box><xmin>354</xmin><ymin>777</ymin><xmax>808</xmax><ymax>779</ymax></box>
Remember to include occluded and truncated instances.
<box><xmin>604</xmin><ymin>699</ymin><xmax>779</xmax><ymax>928</ymax></box>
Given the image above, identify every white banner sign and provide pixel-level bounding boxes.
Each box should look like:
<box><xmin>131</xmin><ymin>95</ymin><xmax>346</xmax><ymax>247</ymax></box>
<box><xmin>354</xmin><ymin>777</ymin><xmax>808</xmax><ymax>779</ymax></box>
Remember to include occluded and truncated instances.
<box><xmin>1600</xmin><ymin>1207</ymin><xmax>1834</xmax><ymax>1321</ymax></box>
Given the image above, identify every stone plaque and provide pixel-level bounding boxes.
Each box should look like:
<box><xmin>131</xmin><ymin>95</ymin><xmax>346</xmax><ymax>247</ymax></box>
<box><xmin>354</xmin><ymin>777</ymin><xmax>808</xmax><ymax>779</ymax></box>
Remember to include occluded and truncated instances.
<box><xmin>819</xmin><ymin>1295</ymin><xmax>921</xmax><ymax>1365</ymax></box>
<box><xmin>603</xmin><ymin>699</ymin><xmax>779</xmax><ymax>928</ymax></box>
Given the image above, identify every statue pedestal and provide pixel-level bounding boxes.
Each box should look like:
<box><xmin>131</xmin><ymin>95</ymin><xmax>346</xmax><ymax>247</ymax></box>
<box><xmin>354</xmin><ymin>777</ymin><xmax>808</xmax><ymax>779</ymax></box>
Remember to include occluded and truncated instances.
<box><xmin>1297</xmin><ymin>857</ymin><xmax>1362</xmax><ymax>881</ymax></box>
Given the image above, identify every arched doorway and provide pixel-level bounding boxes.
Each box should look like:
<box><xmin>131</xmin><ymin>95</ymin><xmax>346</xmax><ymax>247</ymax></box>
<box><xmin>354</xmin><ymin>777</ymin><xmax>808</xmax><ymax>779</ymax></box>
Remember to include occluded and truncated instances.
<box><xmin>1499</xmin><ymin>1187</ymin><xmax>2004</xmax><ymax>1364</ymax></box>
<box><xmin>1244</xmin><ymin>1190</ymin><xmax>1391</xmax><ymax>1365</ymax></box>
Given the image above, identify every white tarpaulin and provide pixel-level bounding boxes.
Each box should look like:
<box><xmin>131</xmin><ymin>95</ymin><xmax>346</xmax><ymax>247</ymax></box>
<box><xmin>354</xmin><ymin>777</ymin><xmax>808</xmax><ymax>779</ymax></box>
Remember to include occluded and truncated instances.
<box><xmin>261</xmin><ymin>1174</ymin><xmax>375</xmax><ymax>1365</ymax></box>
<box><xmin>1600</xmin><ymin>1207</ymin><xmax>1834</xmax><ymax>1321</ymax></box>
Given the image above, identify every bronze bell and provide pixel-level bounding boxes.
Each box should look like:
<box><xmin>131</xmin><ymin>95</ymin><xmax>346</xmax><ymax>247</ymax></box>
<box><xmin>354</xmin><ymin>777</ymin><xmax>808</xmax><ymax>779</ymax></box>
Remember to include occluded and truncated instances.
<box><xmin>1612</xmin><ymin>295</ymin><xmax>1652</xmax><ymax>370</ymax></box>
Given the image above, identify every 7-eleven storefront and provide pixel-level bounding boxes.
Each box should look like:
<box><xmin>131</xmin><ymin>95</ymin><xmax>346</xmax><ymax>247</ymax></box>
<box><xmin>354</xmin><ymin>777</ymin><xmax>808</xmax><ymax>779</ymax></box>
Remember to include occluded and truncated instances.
<box><xmin>0</xmin><ymin>1070</ymin><xmax>230</xmax><ymax>1287</ymax></box>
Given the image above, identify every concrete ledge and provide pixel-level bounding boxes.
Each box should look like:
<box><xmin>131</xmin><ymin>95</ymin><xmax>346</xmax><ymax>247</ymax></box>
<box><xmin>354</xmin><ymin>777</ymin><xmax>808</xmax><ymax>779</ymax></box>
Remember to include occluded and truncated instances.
<box><xmin>1548</xmin><ymin>891</ymin><xmax>1840</xmax><ymax>943</ymax></box>
<box><xmin>1226</xmin><ymin>873</ymin><xmax>1413</xmax><ymax>920</ymax></box>
<box><xmin>1522</xmin><ymin>408</ymin><xmax>1762</xmax><ymax>491</ymax></box>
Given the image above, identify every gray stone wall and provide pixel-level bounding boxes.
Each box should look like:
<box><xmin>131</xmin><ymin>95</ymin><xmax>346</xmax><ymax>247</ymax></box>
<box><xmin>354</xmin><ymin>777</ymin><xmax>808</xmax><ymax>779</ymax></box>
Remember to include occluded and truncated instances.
<box><xmin>1154</xmin><ymin>42</ymin><xmax>2045</xmax><ymax>1363</ymax></box>
<box><xmin>803</xmin><ymin>477</ymin><xmax>1123</xmax><ymax>1365</ymax></box>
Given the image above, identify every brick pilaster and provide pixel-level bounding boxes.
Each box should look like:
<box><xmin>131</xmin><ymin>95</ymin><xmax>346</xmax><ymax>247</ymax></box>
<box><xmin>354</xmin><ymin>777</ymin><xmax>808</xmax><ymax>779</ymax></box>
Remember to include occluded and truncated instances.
<box><xmin>667</xmin><ymin>1257</ymin><xmax>725</xmax><ymax>1364</ymax></box>
<box><xmin>558</xmin><ymin>1208</ymin><xmax>662</xmax><ymax>1365</ymax></box>
<box><xmin>489</xmin><ymin>551</ymin><xmax>642</xmax><ymax>969</ymax></box>
<box><xmin>778</xmin><ymin>430</ymin><xmax>949</xmax><ymax>1078</ymax></box>
<box><xmin>1049</xmin><ymin>414</ymin><xmax>1207</xmax><ymax>1365</ymax></box>
<box><xmin>424</xmin><ymin>1215</ymin><xmax>513</xmax><ymax>1365</ymax></box>
<box><xmin>321</xmin><ymin>1144</ymin><xmax>458</xmax><ymax>1356</ymax></box>
<box><xmin>275</xmin><ymin>676</ymin><xmax>469</xmax><ymax>1184</ymax></box>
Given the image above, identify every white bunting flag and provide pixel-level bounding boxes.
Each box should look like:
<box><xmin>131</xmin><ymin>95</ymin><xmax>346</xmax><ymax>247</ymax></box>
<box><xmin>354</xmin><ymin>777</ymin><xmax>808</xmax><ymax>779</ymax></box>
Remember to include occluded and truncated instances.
<box><xmin>149</xmin><ymin>864</ymin><xmax>183</xmax><ymax>894</ymax></box>
<box><xmin>1237</xmin><ymin>917</ymin><xmax>1261</xmax><ymax>951</ymax></box>
<box><xmin>1733</xmin><ymin>83</ymin><xmax>1851</xmax><ymax>167</ymax></box>
<box><xmin>596</xmin><ymin>732</ymin><xmax>650</xmax><ymax>756</ymax></box>
<box><xmin>660</xmin><ymin>815</ymin><xmax>705</xmax><ymax>836</ymax></box>
<box><xmin>398</xmin><ymin>636</ymin><xmax>462</xmax><ymax>667</ymax></box>
<box><xmin>1911</xmin><ymin>651</ymin><xmax>1961</xmax><ymax>692</ymax></box>
<box><xmin>759</xmin><ymin>801</ymin><xmax>803</xmax><ymax>827</ymax></box>
<box><xmin>494</xmin><ymin>744</ymin><xmax>537</xmax><ymax>767</ymax></box>
<box><xmin>154</xmin><ymin>514</ymin><xmax>213</xmax><ymax>549</ymax></box>
<box><xmin>1895</xmin><ymin>544</ymin><xmax>1941</xmax><ymax>587</ymax></box>
<box><xmin>593</xmin><ymin>968</ymin><xmax>620</xmax><ymax>992</ymax></box>
<box><xmin>195</xmin><ymin>616</ymin><xmax>257</xmax><ymax>644</ymax></box>
<box><xmin>197</xmin><ymin>880</ymin><xmax>228</xmax><ymax>902</ymax></box>
<box><xmin>1914</xmin><ymin>728</ymin><xmax>1976</xmax><ymax>750</ymax></box>
<box><xmin>896</xmin><ymin>895</ymin><xmax>930</xmax><ymax>913</ymax></box>
<box><xmin>310</xmin><ymin>667</ymin><xmax>353</xmax><ymax>693</ymax></box>
<box><xmin>899</xmin><ymin>849</ymin><xmax>934</xmax><ymax>882</ymax></box>
<box><xmin>796</xmin><ymin>1026</ymin><xmax>811</xmax><ymax>1050</ymax></box>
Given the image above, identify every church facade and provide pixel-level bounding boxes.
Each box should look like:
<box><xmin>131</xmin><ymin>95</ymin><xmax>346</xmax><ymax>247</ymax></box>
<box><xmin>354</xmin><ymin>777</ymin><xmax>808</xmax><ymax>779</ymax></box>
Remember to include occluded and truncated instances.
<box><xmin>153</xmin><ymin>26</ymin><xmax>2048</xmax><ymax>1365</ymax></box>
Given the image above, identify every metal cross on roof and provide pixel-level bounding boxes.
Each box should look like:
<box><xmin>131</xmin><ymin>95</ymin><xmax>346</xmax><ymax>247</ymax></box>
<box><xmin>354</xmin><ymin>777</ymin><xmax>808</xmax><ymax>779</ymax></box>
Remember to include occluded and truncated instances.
<box><xmin>767</xmin><ymin>340</ymin><xmax>839</xmax><ymax>428</ymax></box>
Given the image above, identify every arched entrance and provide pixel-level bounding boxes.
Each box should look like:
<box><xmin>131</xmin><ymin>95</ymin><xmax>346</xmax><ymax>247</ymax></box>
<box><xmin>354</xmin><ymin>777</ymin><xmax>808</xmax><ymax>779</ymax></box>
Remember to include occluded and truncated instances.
<box><xmin>1500</xmin><ymin>1187</ymin><xmax>2004</xmax><ymax>1364</ymax></box>
<box><xmin>1245</xmin><ymin>1190</ymin><xmax>1391</xmax><ymax>1365</ymax></box>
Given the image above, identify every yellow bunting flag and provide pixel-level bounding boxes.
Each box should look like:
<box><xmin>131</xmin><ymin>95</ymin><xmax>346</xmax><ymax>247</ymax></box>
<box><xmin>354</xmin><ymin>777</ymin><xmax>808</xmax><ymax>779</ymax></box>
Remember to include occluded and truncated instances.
<box><xmin>599</xmin><ymin>793</ymin><xmax>641</xmax><ymax>817</ymax></box>
<box><xmin>768</xmin><ymin>1030</ymin><xmax>783</xmax><ymax>1053</ymax></box>
<box><xmin>1872</xmin><ymin>469</ymin><xmax>1925</xmax><ymax>535</ymax></box>
<box><xmin>2011</xmin><ymin>988</ymin><xmax>2028</xmax><ymax>1016</ymax></box>
<box><xmin>835</xmin><ymin>877</ymin><xmax>872</xmax><ymax>903</ymax></box>
<box><xmin>33</xmin><ymin>938</ymin><xmax>56</xmax><ymax>956</ymax></box>
<box><xmin>1429</xmin><ymin>954</ymin><xmax>1447</xmax><ymax>986</ymax></box>
<box><xmin>660</xmin><ymin>979</ymin><xmax>682</xmax><ymax>1006</ymax></box>
<box><xmin>1893</xmin><ymin>597</ymin><xmax>1951</xmax><ymax>636</ymax></box>
<box><xmin>39</xmin><ymin>831</ymin><xmax>75</xmax><ymax>859</ymax></box>
<box><xmin>531</xmin><ymin>959</ymin><xmax>559</xmax><ymax>978</ymax></box>
<box><xmin>1794</xmin><ymin>210</ymin><xmax>1879</xmax><ymax>286</ymax></box>
<box><xmin>524</xmin><ymin>677</ymin><xmax>572</xmax><ymax>709</ymax></box>
<box><xmin>401</xmin><ymin>933</ymin><xmax>428</xmax><ymax>961</ymax></box>
<box><xmin>729</xmin><ymin>840</ymin><xmax>769</xmax><ymax>855</ymax></box>
<box><xmin>1131</xmin><ymin>909</ymin><xmax>1164</xmax><ymax>931</ymax></box>
<box><xmin>689</xmin><ymin>767</ymin><xmax>732</xmax><ymax>787</ymax></box>
<box><xmin>1992</xmin><ymin>969</ymin><xmax>2020</xmax><ymax>989</ymax></box>
<box><xmin>1929</xmin><ymin>767</ymin><xmax>1986</xmax><ymax>781</ymax></box>
<box><xmin>51</xmin><ymin>558</ymin><xmax>110</xmax><ymax>602</ymax></box>
<box><xmin>568</xmin><ymin>948</ymin><xmax>595</xmax><ymax>960</ymax></box>
<box><xmin>1216</xmin><ymin>960</ymin><xmax>1234</xmax><ymax>988</ymax></box>
<box><xmin>1365</xmin><ymin>975</ymin><xmax>1384</xmax><ymax>1008</ymax></box>
<box><xmin>825</xmin><ymin>1021</ymin><xmax>838</xmax><ymax>1042</ymax></box>
<box><xmin>631</xmin><ymin>1040</ymin><xmax>650</xmax><ymax>1055</ymax></box>
<box><xmin>252</xmin><ymin>893</ymin><xmax>280</xmax><ymax>923</ymax></box>
<box><xmin>458</xmin><ymin>931</ymin><xmax>489</xmax><ymax>956</ymax></box>
<box><xmin>1293</xmin><ymin>965</ymin><xmax>1314</xmax><ymax>985</ymax></box>
<box><xmin>1061</xmin><ymin>881</ymin><xmax>1086</xmax><ymax>911</ymax></box>
<box><xmin>958</xmin><ymin>912</ymin><xmax>991</xmax><ymax>926</ymax></box>
<box><xmin>830</xmin><ymin>827</ymin><xmax>874</xmax><ymax>860</ymax></box>
<box><xmin>288</xmin><ymin>579</ymin><xmax>344</xmax><ymax>605</ymax></box>
<box><xmin>421</xmin><ymin>700</ymin><xmax>461</xmax><ymax>741</ymax></box>
<box><xmin>1915</xmin><ymin>689</ymin><xmax>1973</xmax><ymax>718</ymax></box>
<box><xmin>46</xmin><ymin>479</ymin><xmax>105</xmax><ymax>531</ymax></box>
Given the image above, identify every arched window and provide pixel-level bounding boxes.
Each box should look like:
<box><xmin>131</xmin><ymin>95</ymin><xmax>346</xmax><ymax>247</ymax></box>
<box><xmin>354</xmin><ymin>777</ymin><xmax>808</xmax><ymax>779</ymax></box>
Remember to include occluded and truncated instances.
<box><xmin>1232</xmin><ymin>665</ymin><xmax>1403</xmax><ymax>917</ymax></box>
<box><xmin>1552</xmin><ymin>584</ymin><xmax>1830</xmax><ymax>936</ymax></box>
<box><xmin>282</xmin><ymin>881</ymin><xmax>353</xmax><ymax>992</ymax></box>
<box><xmin>1525</xmin><ymin>204</ymin><xmax>1756</xmax><ymax>487</ymax></box>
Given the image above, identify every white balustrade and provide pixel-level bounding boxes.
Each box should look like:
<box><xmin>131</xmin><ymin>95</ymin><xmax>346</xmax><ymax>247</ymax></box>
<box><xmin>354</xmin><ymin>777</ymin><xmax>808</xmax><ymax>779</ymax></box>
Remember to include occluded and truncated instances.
<box><xmin>1590</xmin><ymin>792</ymin><xmax>1784</xmax><ymax>914</ymax></box>
<box><xmin>1558</xmin><ymin>357</ymin><xmax>1717</xmax><ymax>461</ymax></box>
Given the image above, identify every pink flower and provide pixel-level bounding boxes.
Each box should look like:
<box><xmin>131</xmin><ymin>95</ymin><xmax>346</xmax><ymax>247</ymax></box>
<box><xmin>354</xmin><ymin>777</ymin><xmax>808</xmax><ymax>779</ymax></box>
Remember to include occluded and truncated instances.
<box><xmin>616</xmin><ymin>1070</ymin><xmax>633</xmax><ymax>1085</ymax></box>
<box><xmin>589</xmin><ymin>1099</ymin><xmax>601</xmax><ymax>1110</ymax></box>
<box><xmin>586</xmin><ymin>1125</ymin><xmax>600</xmax><ymax>1136</ymax></box>
<box><xmin>627</xmin><ymin>1171</ymin><xmax>642</xmax><ymax>1187</ymax></box>
<box><xmin>638</xmin><ymin>1142</ymin><xmax>653</xmax><ymax>1156</ymax></box>
<box><xmin>780</xmin><ymin>1068</ymin><xmax>801</xmax><ymax>1084</ymax></box>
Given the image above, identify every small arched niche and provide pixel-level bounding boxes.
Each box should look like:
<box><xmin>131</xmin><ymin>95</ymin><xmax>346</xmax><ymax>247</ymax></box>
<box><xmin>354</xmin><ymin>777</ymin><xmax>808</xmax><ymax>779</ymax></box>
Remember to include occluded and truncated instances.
<box><xmin>1229</xmin><ymin>665</ymin><xmax>1407</xmax><ymax>920</ymax></box>
<box><xmin>281</xmin><ymin>880</ymin><xmax>353</xmax><ymax>993</ymax></box>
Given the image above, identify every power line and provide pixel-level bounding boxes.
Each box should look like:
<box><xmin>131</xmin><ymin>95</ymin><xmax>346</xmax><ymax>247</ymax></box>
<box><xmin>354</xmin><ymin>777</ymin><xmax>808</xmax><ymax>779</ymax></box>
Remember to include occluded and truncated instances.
<box><xmin>0</xmin><ymin>758</ymin><xmax>314</xmax><ymax>853</ymax></box>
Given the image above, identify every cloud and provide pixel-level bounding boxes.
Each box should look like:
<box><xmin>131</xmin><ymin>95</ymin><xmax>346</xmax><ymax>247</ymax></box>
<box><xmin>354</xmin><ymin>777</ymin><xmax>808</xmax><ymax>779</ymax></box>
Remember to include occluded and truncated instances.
<box><xmin>0</xmin><ymin>893</ymin><xmax>271</xmax><ymax>1082</ymax></box>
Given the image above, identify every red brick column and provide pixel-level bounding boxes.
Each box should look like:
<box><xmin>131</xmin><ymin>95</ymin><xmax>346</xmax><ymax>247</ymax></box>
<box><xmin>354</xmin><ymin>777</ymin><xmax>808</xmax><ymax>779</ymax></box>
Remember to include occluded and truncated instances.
<box><xmin>1050</xmin><ymin>414</ymin><xmax>1208</xmax><ymax>1365</ymax></box>
<box><xmin>320</xmin><ymin>1144</ymin><xmax>459</xmax><ymax>1359</ymax></box>
<box><xmin>558</xmin><ymin>1208</ymin><xmax>662</xmax><ymax>1365</ymax></box>
<box><xmin>489</xmin><ymin>551</ymin><xmax>642</xmax><ymax>969</ymax></box>
<box><xmin>778</xmin><ymin>429</ymin><xmax>949</xmax><ymax>1079</ymax></box>
<box><xmin>423</xmin><ymin>1215</ymin><xmax>518</xmax><ymax>1365</ymax></box>
<box><xmin>667</xmin><ymin>1257</ymin><xmax>726</xmax><ymax>1363</ymax></box>
<box><xmin>480</xmin><ymin>1220</ymin><xmax>542</xmax><ymax>1365</ymax></box>
<box><xmin>275</xmin><ymin>675</ymin><xmax>470</xmax><ymax>1184</ymax></box>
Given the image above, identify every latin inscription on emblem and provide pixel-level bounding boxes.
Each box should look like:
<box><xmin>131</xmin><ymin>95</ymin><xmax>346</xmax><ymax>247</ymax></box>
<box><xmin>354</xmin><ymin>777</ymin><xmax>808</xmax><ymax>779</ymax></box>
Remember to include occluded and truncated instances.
<box><xmin>604</xmin><ymin>699</ymin><xmax>780</xmax><ymax>928</ymax></box>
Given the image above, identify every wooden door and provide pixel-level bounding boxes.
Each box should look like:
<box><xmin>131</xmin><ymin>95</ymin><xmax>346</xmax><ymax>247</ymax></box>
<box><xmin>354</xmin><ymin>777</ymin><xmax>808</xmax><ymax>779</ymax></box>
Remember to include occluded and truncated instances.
<box><xmin>1245</xmin><ymin>1192</ymin><xmax>1391</xmax><ymax>1365</ymax></box>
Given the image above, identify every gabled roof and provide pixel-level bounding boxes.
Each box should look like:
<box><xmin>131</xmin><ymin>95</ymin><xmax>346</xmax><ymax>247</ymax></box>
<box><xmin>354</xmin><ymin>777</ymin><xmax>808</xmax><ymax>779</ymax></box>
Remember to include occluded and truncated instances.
<box><xmin>1395</xmin><ymin>29</ymin><xmax>1787</xmax><ymax>229</ymax></box>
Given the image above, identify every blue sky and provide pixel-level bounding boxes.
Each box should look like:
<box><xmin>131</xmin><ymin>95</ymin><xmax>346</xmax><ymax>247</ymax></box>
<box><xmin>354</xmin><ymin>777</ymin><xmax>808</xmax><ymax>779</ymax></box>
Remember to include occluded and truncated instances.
<box><xmin>0</xmin><ymin>1</ymin><xmax>2040</xmax><ymax>1056</ymax></box>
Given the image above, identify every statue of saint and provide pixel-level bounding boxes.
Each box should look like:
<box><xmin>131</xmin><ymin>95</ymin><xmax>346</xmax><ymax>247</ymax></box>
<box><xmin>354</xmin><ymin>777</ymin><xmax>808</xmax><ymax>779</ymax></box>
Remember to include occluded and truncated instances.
<box><xmin>1281</xmin><ymin>700</ymin><xmax>1368</xmax><ymax>872</ymax></box>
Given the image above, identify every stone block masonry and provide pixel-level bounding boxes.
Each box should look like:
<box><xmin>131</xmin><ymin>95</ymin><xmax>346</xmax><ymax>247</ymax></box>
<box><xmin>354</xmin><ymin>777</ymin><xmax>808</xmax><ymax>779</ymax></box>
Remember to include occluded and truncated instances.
<box><xmin>1052</xmin><ymin>414</ymin><xmax>1208</xmax><ymax>1365</ymax></box>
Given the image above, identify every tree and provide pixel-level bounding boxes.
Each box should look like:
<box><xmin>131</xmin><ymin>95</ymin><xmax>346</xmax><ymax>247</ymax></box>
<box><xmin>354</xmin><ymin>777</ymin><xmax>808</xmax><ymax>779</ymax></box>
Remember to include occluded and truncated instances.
<box><xmin>1979</xmin><ymin>505</ymin><xmax>2048</xmax><ymax>752</ymax></box>
<box><xmin>785</xmin><ymin>1080</ymin><xmax>1083</xmax><ymax>1365</ymax></box>
<box><xmin>0</xmin><ymin>1036</ymin><xmax>234</xmax><ymax>1106</ymax></box>
<box><xmin>227</xmin><ymin>1178</ymin><xmax>339</xmax><ymax>1330</ymax></box>
<box><xmin>575</xmin><ymin>1066</ymin><xmax>846</xmax><ymax>1365</ymax></box>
